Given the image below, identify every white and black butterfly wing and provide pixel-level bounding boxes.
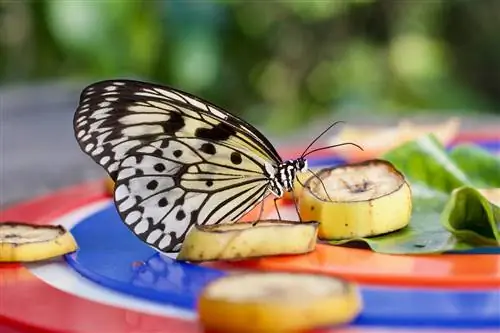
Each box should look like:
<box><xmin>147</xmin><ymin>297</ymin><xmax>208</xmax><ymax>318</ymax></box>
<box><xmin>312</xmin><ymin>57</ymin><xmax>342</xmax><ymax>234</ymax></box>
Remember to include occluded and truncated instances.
<box><xmin>114</xmin><ymin>140</ymin><xmax>271</xmax><ymax>252</ymax></box>
<box><xmin>73</xmin><ymin>80</ymin><xmax>282</xmax><ymax>180</ymax></box>
<box><xmin>73</xmin><ymin>79</ymin><xmax>280</xmax><ymax>252</ymax></box>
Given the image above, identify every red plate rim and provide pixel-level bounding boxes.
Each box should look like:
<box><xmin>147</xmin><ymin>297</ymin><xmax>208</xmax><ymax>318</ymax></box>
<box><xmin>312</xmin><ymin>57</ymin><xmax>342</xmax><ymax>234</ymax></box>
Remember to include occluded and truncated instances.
<box><xmin>0</xmin><ymin>181</ymin><xmax>199</xmax><ymax>333</ymax></box>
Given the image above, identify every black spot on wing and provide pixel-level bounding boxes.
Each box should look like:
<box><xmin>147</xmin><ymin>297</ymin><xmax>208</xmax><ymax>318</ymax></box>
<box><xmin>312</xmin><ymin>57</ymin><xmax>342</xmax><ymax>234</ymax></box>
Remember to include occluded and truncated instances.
<box><xmin>162</xmin><ymin>111</ymin><xmax>185</xmax><ymax>134</ymax></box>
<box><xmin>159</xmin><ymin>140</ymin><xmax>170</xmax><ymax>149</ymax></box>
<box><xmin>194</xmin><ymin>123</ymin><xmax>236</xmax><ymax>141</ymax></box>
<box><xmin>174</xmin><ymin>196</ymin><xmax>185</xmax><ymax>207</ymax></box>
<box><xmin>230</xmin><ymin>152</ymin><xmax>242</xmax><ymax>165</ymax></box>
<box><xmin>154</xmin><ymin>163</ymin><xmax>166</xmax><ymax>172</ymax></box>
<box><xmin>176</xmin><ymin>210</ymin><xmax>186</xmax><ymax>220</ymax></box>
<box><xmin>135</xmin><ymin>155</ymin><xmax>144</xmax><ymax>164</ymax></box>
<box><xmin>200</xmin><ymin>143</ymin><xmax>216</xmax><ymax>155</ymax></box>
<box><xmin>141</xmin><ymin>148</ymin><xmax>164</xmax><ymax>158</ymax></box>
<box><xmin>158</xmin><ymin>197</ymin><xmax>168</xmax><ymax>207</ymax></box>
<box><xmin>147</xmin><ymin>180</ymin><xmax>158</xmax><ymax>190</ymax></box>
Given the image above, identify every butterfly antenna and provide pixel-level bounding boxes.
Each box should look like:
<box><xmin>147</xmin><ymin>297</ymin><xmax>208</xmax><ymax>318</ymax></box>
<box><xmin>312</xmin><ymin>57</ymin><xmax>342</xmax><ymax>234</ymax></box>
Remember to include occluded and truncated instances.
<box><xmin>308</xmin><ymin>169</ymin><xmax>333</xmax><ymax>202</ymax></box>
<box><xmin>300</xmin><ymin>121</ymin><xmax>345</xmax><ymax>158</ymax></box>
<box><xmin>302</xmin><ymin>142</ymin><xmax>363</xmax><ymax>158</ymax></box>
<box><xmin>298</xmin><ymin>170</ymin><xmax>333</xmax><ymax>202</ymax></box>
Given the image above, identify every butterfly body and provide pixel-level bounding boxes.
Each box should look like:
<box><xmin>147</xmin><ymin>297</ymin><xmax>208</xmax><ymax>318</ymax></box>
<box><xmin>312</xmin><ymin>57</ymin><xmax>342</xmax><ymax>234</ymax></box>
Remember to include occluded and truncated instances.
<box><xmin>73</xmin><ymin>79</ymin><xmax>310</xmax><ymax>253</ymax></box>
<box><xmin>266</xmin><ymin>158</ymin><xmax>308</xmax><ymax>197</ymax></box>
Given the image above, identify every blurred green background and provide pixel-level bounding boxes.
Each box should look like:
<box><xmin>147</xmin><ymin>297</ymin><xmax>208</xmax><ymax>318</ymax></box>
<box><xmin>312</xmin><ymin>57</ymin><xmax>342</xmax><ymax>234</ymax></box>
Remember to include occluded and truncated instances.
<box><xmin>1</xmin><ymin>0</ymin><xmax>499</xmax><ymax>133</ymax></box>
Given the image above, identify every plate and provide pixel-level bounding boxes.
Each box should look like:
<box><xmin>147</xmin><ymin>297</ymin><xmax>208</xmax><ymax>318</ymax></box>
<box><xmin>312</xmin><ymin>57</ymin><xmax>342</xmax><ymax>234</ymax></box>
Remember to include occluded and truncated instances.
<box><xmin>1</xmin><ymin>132</ymin><xmax>499</xmax><ymax>333</ymax></box>
<box><xmin>66</xmin><ymin>202</ymin><xmax>500</xmax><ymax>328</ymax></box>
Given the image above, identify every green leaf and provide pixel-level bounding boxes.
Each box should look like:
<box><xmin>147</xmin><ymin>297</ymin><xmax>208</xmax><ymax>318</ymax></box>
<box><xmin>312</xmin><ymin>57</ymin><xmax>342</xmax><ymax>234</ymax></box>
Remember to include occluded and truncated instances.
<box><xmin>448</xmin><ymin>144</ymin><xmax>500</xmax><ymax>187</ymax></box>
<box><xmin>441</xmin><ymin>186</ymin><xmax>500</xmax><ymax>246</ymax></box>
<box><xmin>327</xmin><ymin>134</ymin><xmax>499</xmax><ymax>254</ymax></box>
<box><xmin>383</xmin><ymin>134</ymin><xmax>473</xmax><ymax>193</ymax></box>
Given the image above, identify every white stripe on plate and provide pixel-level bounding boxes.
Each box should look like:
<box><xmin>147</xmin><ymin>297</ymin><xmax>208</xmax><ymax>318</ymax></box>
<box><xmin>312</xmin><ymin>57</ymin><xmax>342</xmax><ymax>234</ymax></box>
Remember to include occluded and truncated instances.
<box><xmin>25</xmin><ymin>199</ymin><xmax>196</xmax><ymax>320</ymax></box>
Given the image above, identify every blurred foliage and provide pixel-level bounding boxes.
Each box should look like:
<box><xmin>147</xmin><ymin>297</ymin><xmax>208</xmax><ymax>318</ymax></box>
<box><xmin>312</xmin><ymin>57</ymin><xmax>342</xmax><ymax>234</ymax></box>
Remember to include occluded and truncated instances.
<box><xmin>1</xmin><ymin>0</ymin><xmax>499</xmax><ymax>133</ymax></box>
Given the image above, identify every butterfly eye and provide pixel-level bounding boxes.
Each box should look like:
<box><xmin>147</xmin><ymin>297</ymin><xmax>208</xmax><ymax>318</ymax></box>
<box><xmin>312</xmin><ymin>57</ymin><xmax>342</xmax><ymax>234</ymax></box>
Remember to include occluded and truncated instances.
<box><xmin>296</xmin><ymin>158</ymin><xmax>307</xmax><ymax>172</ymax></box>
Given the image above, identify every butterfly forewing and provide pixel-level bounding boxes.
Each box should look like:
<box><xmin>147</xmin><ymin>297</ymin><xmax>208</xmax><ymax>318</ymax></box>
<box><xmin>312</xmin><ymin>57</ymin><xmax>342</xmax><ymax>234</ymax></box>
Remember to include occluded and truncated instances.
<box><xmin>74</xmin><ymin>80</ymin><xmax>281</xmax><ymax>180</ymax></box>
<box><xmin>73</xmin><ymin>79</ymin><xmax>281</xmax><ymax>252</ymax></box>
<box><xmin>127</xmin><ymin>80</ymin><xmax>282</xmax><ymax>161</ymax></box>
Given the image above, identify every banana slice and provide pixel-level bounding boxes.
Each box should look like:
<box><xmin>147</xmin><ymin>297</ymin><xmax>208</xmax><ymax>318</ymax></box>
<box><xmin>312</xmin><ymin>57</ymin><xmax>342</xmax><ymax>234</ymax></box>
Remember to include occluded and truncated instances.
<box><xmin>0</xmin><ymin>222</ymin><xmax>78</xmax><ymax>262</ymax></box>
<box><xmin>177</xmin><ymin>220</ymin><xmax>319</xmax><ymax>262</ymax></box>
<box><xmin>197</xmin><ymin>272</ymin><xmax>362</xmax><ymax>332</ymax></box>
<box><xmin>299</xmin><ymin>159</ymin><xmax>412</xmax><ymax>240</ymax></box>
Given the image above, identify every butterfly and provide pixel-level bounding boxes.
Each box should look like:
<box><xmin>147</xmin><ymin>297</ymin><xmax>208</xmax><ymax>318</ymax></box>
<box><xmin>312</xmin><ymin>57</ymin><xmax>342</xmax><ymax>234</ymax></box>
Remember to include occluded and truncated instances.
<box><xmin>73</xmin><ymin>79</ymin><xmax>358</xmax><ymax>253</ymax></box>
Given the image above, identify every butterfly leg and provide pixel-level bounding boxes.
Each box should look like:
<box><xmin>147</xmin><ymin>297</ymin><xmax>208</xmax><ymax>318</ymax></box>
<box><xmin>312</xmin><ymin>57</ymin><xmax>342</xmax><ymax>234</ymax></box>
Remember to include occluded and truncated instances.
<box><xmin>273</xmin><ymin>198</ymin><xmax>282</xmax><ymax>220</ymax></box>
<box><xmin>253</xmin><ymin>200</ymin><xmax>267</xmax><ymax>226</ymax></box>
<box><xmin>289</xmin><ymin>190</ymin><xmax>302</xmax><ymax>222</ymax></box>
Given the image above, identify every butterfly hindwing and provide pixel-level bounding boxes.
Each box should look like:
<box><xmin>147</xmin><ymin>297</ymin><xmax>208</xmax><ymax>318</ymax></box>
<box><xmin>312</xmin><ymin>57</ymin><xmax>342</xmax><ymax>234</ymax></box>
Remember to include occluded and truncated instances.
<box><xmin>113</xmin><ymin>137</ymin><xmax>271</xmax><ymax>252</ymax></box>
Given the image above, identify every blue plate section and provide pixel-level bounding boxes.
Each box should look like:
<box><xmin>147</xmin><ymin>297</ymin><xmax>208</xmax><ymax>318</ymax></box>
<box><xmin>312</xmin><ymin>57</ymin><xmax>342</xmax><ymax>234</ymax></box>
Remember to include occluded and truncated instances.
<box><xmin>469</xmin><ymin>140</ymin><xmax>499</xmax><ymax>152</ymax></box>
<box><xmin>308</xmin><ymin>156</ymin><xmax>346</xmax><ymax>167</ymax></box>
<box><xmin>65</xmin><ymin>204</ymin><xmax>500</xmax><ymax>329</ymax></box>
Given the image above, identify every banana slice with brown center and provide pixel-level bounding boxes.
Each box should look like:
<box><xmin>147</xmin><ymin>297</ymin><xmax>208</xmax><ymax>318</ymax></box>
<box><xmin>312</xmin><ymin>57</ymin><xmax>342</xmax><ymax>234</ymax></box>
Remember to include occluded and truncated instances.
<box><xmin>0</xmin><ymin>222</ymin><xmax>78</xmax><ymax>262</ymax></box>
<box><xmin>198</xmin><ymin>272</ymin><xmax>362</xmax><ymax>332</ymax></box>
<box><xmin>299</xmin><ymin>159</ymin><xmax>412</xmax><ymax>240</ymax></box>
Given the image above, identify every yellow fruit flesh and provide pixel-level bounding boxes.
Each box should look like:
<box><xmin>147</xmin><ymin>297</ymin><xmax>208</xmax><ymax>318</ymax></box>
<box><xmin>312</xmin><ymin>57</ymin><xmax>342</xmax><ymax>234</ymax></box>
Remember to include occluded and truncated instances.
<box><xmin>197</xmin><ymin>272</ymin><xmax>362</xmax><ymax>333</ymax></box>
<box><xmin>177</xmin><ymin>220</ymin><xmax>318</xmax><ymax>262</ymax></box>
<box><xmin>0</xmin><ymin>222</ymin><xmax>78</xmax><ymax>262</ymax></box>
<box><xmin>299</xmin><ymin>159</ymin><xmax>412</xmax><ymax>240</ymax></box>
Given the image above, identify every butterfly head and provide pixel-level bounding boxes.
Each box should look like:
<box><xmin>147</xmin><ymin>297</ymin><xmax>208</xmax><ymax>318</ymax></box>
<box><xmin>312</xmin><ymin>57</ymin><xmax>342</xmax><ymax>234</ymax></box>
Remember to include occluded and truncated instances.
<box><xmin>295</xmin><ymin>157</ymin><xmax>308</xmax><ymax>173</ymax></box>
